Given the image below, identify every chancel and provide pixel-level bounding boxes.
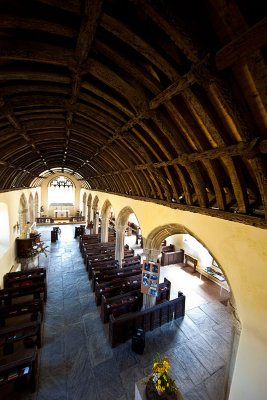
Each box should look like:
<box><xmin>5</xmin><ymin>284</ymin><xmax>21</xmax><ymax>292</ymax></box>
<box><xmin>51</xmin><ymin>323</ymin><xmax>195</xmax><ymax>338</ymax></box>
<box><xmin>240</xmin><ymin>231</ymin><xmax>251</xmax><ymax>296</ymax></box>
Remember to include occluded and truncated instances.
<box><xmin>0</xmin><ymin>1</ymin><xmax>266</xmax><ymax>399</ymax></box>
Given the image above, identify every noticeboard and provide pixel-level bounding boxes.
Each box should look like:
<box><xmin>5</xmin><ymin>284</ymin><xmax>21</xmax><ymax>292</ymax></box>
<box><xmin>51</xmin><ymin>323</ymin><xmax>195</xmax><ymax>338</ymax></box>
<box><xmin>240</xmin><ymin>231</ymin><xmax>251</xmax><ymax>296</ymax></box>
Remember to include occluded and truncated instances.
<box><xmin>141</xmin><ymin>260</ymin><xmax>160</xmax><ymax>296</ymax></box>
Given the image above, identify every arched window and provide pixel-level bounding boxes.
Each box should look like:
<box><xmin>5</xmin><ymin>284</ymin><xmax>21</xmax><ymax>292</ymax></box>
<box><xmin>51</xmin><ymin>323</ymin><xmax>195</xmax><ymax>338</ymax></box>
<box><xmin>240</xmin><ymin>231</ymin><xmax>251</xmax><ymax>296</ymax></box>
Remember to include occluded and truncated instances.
<box><xmin>0</xmin><ymin>203</ymin><xmax>10</xmax><ymax>257</ymax></box>
<box><xmin>48</xmin><ymin>176</ymin><xmax>75</xmax><ymax>206</ymax></box>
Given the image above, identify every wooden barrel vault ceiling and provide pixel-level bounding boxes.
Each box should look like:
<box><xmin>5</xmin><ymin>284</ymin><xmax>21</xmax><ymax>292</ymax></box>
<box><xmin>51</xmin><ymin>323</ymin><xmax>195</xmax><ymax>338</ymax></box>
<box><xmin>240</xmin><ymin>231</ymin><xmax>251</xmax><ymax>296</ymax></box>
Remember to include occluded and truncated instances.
<box><xmin>0</xmin><ymin>0</ymin><xmax>266</xmax><ymax>228</ymax></box>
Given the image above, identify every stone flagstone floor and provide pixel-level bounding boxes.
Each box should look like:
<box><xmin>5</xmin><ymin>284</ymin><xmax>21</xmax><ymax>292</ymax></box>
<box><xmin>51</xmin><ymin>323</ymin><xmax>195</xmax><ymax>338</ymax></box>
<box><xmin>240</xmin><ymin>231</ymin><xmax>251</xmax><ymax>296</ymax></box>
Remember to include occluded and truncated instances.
<box><xmin>37</xmin><ymin>225</ymin><xmax>233</xmax><ymax>400</ymax></box>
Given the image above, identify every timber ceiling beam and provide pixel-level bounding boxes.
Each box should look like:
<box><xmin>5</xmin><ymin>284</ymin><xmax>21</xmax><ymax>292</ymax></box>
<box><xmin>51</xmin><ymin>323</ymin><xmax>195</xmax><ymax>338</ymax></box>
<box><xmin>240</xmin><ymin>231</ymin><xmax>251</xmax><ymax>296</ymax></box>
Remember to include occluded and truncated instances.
<box><xmin>0</xmin><ymin>100</ymin><xmax>52</xmax><ymax>172</ymax></box>
<box><xmin>84</xmin><ymin>139</ymin><xmax>262</xmax><ymax>178</ymax></box>
<box><xmin>63</xmin><ymin>0</ymin><xmax>103</xmax><ymax>168</ymax></box>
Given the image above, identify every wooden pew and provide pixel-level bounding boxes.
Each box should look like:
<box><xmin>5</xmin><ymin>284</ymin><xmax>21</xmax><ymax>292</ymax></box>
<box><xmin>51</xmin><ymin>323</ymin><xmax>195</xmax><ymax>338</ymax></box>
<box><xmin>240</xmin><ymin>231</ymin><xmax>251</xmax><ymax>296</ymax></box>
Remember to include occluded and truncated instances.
<box><xmin>100</xmin><ymin>278</ymin><xmax>171</xmax><ymax>324</ymax></box>
<box><xmin>3</xmin><ymin>269</ymin><xmax>46</xmax><ymax>290</ymax></box>
<box><xmin>161</xmin><ymin>244</ymin><xmax>174</xmax><ymax>253</ymax></box>
<box><xmin>86</xmin><ymin>248</ymin><xmax>134</xmax><ymax>272</ymax></box>
<box><xmin>90</xmin><ymin>260</ymin><xmax>120</xmax><ymax>281</ymax></box>
<box><xmin>92</xmin><ymin>264</ymin><xmax>142</xmax><ymax>292</ymax></box>
<box><xmin>82</xmin><ymin>242</ymin><xmax>116</xmax><ymax>259</ymax></box>
<box><xmin>0</xmin><ymin>282</ymin><xmax>47</xmax><ymax>306</ymax></box>
<box><xmin>0</xmin><ymin>346</ymin><xmax>39</xmax><ymax>393</ymax></box>
<box><xmin>95</xmin><ymin>274</ymin><xmax>142</xmax><ymax>306</ymax></box>
<box><xmin>121</xmin><ymin>255</ymin><xmax>140</xmax><ymax>267</ymax></box>
<box><xmin>0</xmin><ymin>313</ymin><xmax>43</xmax><ymax>355</ymax></box>
<box><xmin>83</xmin><ymin>245</ymin><xmax>115</xmax><ymax>263</ymax></box>
<box><xmin>89</xmin><ymin>254</ymin><xmax>138</xmax><ymax>282</ymax></box>
<box><xmin>101</xmin><ymin>289</ymin><xmax>142</xmax><ymax>323</ymax></box>
<box><xmin>157</xmin><ymin>278</ymin><xmax>171</xmax><ymax>302</ymax></box>
<box><xmin>0</xmin><ymin>299</ymin><xmax>44</xmax><ymax>328</ymax></box>
<box><xmin>109</xmin><ymin>293</ymin><xmax>186</xmax><ymax>348</ymax></box>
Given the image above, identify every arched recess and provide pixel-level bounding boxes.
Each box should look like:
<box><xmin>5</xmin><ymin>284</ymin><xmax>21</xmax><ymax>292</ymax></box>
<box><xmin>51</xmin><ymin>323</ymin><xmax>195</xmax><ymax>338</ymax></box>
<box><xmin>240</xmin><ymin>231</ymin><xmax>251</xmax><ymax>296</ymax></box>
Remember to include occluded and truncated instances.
<box><xmin>115</xmin><ymin>206</ymin><xmax>141</xmax><ymax>265</ymax></box>
<box><xmin>18</xmin><ymin>193</ymin><xmax>28</xmax><ymax>234</ymax></box>
<box><xmin>87</xmin><ymin>193</ymin><xmax>92</xmax><ymax>228</ymax></box>
<box><xmin>28</xmin><ymin>193</ymin><xmax>34</xmax><ymax>225</ymax></box>
<box><xmin>92</xmin><ymin>195</ymin><xmax>100</xmax><ymax>234</ymax></box>
<box><xmin>144</xmin><ymin>222</ymin><xmax>240</xmax><ymax>393</ymax></box>
<box><xmin>145</xmin><ymin>223</ymin><xmax>232</xmax><ymax>292</ymax></box>
<box><xmin>34</xmin><ymin>192</ymin><xmax>39</xmax><ymax>222</ymax></box>
<box><xmin>100</xmin><ymin>199</ymin><xmax>112</xmax><ymax>242</ymax></box>
<box><xmin>82</xmin><ymin>192</ymin><xmax>87</xmax><ymax>220</ymax></box>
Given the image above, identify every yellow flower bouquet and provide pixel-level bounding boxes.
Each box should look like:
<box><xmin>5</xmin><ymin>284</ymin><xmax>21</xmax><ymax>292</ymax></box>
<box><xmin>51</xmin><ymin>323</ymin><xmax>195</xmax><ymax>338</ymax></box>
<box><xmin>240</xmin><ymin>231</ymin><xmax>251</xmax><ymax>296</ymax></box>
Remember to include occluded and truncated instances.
<box><xmin>143</xmin><ymin>353</ymin><xmax>178</xmax><ymax>397</ymax></box>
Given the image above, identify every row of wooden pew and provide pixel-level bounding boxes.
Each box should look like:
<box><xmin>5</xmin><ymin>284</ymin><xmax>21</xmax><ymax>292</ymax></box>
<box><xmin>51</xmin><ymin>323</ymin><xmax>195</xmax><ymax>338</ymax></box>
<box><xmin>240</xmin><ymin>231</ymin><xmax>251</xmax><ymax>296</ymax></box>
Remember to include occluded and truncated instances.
<box><xmin>0</xmin><ymin>268</ymin><xmax>47</xmax><ymax>395</ymax></box>
<box><xmin>79</xmin><ymin>232</ymin><xmax>185</xmax><ymax>348</ymax></box>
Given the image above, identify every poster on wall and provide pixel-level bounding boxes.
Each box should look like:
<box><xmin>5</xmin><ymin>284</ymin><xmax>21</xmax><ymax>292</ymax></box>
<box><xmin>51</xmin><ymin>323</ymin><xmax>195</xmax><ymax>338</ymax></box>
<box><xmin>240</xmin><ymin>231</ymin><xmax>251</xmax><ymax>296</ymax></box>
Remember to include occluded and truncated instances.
<box><xmin>141</xmin><ymin>260</ymin><xmax>160</xmax><ymax>296</ymax></box>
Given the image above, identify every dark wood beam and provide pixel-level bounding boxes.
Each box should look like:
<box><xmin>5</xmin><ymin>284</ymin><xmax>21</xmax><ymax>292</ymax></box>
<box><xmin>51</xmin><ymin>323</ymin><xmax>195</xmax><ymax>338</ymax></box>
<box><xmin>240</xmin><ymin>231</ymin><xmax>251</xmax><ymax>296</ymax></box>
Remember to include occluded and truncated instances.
<box><xmin>215</xmin><ymin>16</ymin><xmax>267</xmax><ymax>70</ymax></box>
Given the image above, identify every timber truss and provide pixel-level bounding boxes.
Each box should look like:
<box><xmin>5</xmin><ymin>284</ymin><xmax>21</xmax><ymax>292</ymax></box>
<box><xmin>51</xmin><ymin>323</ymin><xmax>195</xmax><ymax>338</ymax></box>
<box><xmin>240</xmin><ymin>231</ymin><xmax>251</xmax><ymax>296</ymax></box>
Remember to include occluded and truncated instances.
<box><xmin>0</xmin><ymin>0</ymin><xmax>266</xmax><ymax>228</ymax></box>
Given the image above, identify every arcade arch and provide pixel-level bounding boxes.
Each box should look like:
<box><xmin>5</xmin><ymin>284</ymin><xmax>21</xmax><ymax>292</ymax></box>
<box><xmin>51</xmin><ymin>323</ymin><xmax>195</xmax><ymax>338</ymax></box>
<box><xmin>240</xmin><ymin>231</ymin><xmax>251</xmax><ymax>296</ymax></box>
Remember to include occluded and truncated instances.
<box><xmin>144</xmin><ymin>222</ymin><xmax>238</xmax><ymax>397</ymax></box>
<box><xmin>115</xmin><ymin>206</ymin><xmax>142</xmax><ymax>265</ymax></box>
<box><xmin>92</xmin><ymin>196</ymin><xmax>100</xmax><ymax>234</ymax></box>
<box><xmin>101</xmin><ymin>199</ymin><xmax>113</xmax><ymax>243</ymax></box>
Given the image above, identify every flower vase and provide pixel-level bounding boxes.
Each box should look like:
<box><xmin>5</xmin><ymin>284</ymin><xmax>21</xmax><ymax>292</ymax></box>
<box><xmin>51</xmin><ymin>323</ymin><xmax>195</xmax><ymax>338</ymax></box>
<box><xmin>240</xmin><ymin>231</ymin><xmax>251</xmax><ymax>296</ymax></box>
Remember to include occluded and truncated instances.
<box><xmin>157</xmin><ymin>389</ymin><xmax>163</xmax><ymax>397</ymax></box>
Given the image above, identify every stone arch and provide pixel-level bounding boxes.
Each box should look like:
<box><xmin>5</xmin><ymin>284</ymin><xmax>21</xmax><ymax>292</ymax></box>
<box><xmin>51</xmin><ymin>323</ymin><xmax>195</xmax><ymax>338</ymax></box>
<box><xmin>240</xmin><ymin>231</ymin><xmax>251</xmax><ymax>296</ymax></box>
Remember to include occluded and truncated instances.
<box><xmin>115</xmin><ymin>206</ymin><xmax>140</xmax><ymax>265</ymax></box>
<box><xmin>28</xmin><ymin>193</ymin><xmax>34</xmax><ymax>225</ymax></box>
<box><xmin>82</xmin><ymin>192</ymin><xmax>87</xmax><ymax>219</ymax></box>
<box><xmin>34</xmin><ymin>192</ymin><xmax>39</xmax><ymax>221</ymax></box>
<box><xmin>100</xmin><ymin>199</ymin><xmax>113</xmax><ymax>242</ymax></box>
<box><xmin>87</xmin><ymin>193</ymin><xmax>92</xmax><ymax>228</ymax></box>
<box><xmin>18</xmin><ymin>193</ymin><xmax>28</xmax><ymax>234</ymax></box>
<box><xmin>92</xmin><ymin>195</ymin><xmax>100</xmax><ymax>234</ymax></box>
<box><xmin>145</xmin><ymin>222</ymin><xmax>239</xmax><ymax>328</ymax></box>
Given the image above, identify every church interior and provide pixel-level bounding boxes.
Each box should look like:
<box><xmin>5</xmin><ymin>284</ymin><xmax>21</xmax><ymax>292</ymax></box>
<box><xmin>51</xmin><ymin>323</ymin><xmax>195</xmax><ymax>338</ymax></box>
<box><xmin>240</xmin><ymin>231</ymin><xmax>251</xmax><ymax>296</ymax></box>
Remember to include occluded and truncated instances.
<box><xmin>0</xmin><ymin>1</ymin><xmax>266</xmax><ymax>399</ymax></box>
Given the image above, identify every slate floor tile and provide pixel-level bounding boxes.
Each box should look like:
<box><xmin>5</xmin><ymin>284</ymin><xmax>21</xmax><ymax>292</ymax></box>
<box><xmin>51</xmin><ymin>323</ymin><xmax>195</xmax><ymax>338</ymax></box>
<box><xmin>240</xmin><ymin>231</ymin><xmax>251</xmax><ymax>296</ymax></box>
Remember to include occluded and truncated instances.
<box><xmin>36</xmin><ymin>225</ymin><xmax>232</xmax><ymax>400</ymax></box>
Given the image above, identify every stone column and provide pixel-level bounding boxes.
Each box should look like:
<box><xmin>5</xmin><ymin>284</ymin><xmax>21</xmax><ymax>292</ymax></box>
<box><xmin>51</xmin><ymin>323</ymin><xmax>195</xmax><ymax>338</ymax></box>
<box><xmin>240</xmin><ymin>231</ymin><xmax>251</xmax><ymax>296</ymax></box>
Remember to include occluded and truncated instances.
<box><xmin>142</xmin><ymin>247</ymin><xmax>160</xmax><ymax>310</ymax></box>
<box><xmin>115</xmin><ymin>226</ymin><xmax>125</xmax><ymax>267</ymax></box>
<box><xmin>93</xmin><ymin>212</ymin><xmax>99</xmax><ymax>234</ymax></box>
<box><xmin>86</xmin><ymin>206</ymin><xmax>92</xmax><ymax>228</ymax></box>
<box><xmin>101</xmin><ymin>216</ymin><xmax>109</xmax><ymax>243</ymax></box>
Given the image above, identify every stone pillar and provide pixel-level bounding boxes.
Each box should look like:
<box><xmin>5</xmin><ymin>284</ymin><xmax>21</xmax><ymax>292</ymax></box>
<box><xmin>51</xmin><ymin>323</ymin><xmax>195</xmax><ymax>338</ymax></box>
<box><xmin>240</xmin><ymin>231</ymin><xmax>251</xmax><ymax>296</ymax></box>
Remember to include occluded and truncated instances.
<box><xmin>93</xmin><ymin>212</ymin><xmax>99</xmax><ymax>234</ymax></box>
<box><xmin>115</xmin><ymin>226</ymin><xmax>125</xmax><ymax>267</ymax></box>
<box><xmin>142</xmin><ymin>247</ymin><xmax>160</xmax><ymax>310</ymax></box>
<box><xmin>101</xmin><ymin>217</ymin><xmax>109</xmax><ymax>243</ymax></box>
<box><xmin>86</xmin><ymin>206</ymin><xmax>92</xmax><ymax>228</ymax></box>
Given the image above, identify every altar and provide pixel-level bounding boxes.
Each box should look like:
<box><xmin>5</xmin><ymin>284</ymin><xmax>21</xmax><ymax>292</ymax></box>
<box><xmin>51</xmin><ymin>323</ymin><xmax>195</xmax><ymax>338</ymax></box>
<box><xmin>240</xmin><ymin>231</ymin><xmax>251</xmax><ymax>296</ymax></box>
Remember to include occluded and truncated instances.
<box><xmin>54</xmin><ymin>210</ymin><xmax>70</xmax><ymax>218</ymax></box>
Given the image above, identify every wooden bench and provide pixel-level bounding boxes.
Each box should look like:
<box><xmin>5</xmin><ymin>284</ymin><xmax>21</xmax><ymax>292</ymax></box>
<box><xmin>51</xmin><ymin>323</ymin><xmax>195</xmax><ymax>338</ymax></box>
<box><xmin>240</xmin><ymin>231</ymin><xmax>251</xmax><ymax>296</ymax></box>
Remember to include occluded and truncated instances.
<box><xmin>82</xmin><ymin>241</ymin><xmax>116</xmax><ymax>259</ymax></box>
<box><xmin>0</xmin><ymin>313</ymin><xmax>43</xmax><ymax>355</ymax></box>
<box><xmin>92</xmin><ymin>264</ymin><xmax>142</xmax><ymax>292</ymax></box>
<box><xmin>101</xmin><ymin>278</ymin><xmax>171</xmax><ymax>324</ymax></box>
<box><xmin>161</xmin><ymin>244</ymin><xmax>174</xmax><ymax>253</ymax></box>
<box><xmin>74</xmin><ymin>226</ymin><xmax>85</xmax><ymax>238</ymax></box>
<box><xmin>101</xmin><ymin>290</ymin><xmax>143</xmax><ymax>323</ymax></box>
<box><xmin>83</xmin><ymin>245</ymin><xmax>115</xmax><ymax>262</ymax></box>
<box><xmin>86</xmin><ymin>249</ymin><xmax>134</xmax><ymax>272</ymax></box>
<box><xmin>0</xmin><ymin>282</ymin><xmax>47</xmax><ymax>306</ymax></box>
<box><xmin>95</xmin><ymin>275</ymin><xmax>142</xmax><ymax>306</ymax></box>
<box><xmin>109</xmin><ymin>293</ymin><xmax>185</xmax><ymax>347</ymax></box>
<box><xmin>88</xmin><ymin>259</ymin><xmax>119</xmax><ymax>280</ymax></box>
<box><xmin>3</xmin><ymin>269</ymin><xmax>46</xmax><ymax>290</ymax></box>
<box><xmin>0</xmin><ymin>299</ymin><xmax>44</xmax><ymax>328</ymax></box>
<box><xmin>161</xmin><ymin>249</ymin><xmax>184</xmax><ymax>266</ymax></box>
<box><xmin>0</xmin><ymin>346</ymin><xmax>39</xmax><ymax>393</ymax></box>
